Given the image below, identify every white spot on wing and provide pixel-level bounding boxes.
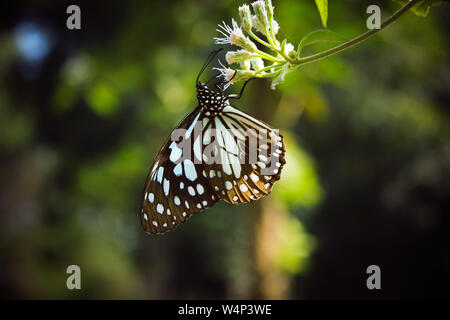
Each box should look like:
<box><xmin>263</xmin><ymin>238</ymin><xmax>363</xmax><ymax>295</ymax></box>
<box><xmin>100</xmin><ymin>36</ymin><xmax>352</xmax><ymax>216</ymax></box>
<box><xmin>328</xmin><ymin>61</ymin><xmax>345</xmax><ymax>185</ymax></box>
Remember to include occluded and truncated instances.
<box><xmin>163</xmin><ymin>178</ymin><xmax>170</xmax><ymax>196</ymax></box>
<box><xmin>183</xmin><ymin>159</ymin><xmax>197</xmax><ymax>181</ymax></box>
<box><xmin>193</xmin><ymin>135</ymin><xmax>202</xmax><ymax>162</ymax></box>
<box><xmin>196</xmin><ymin>184</ymin><xmax>204</xmax><ymax>195</ymax></box>
<box><xmin>185</xmin><ymin>112</ymin><xmax>201</xmax><ymax>138</ymax></box>
<box><xmin>240</xmin><ymin>184</ymin><xmax>248</xmax><ymax>192</ymax></box>
<box><xmin>173</xmin><ymin>163</ymin><xmax>183</xmax><ymax>176</ymax></box>
<box><xmin>169</xmin><ymin>141</ymin><xmax>182</xmax><ymax>163</ymax></box>
<box><xmin>250</xmin><ymin>173</ymin><xmax>259</xmax><ymax>183</ymax></box>
<box><xmin>157</xmin><ymin>167</ymin><xmax>164</xmax><ymax>183</ymax></box>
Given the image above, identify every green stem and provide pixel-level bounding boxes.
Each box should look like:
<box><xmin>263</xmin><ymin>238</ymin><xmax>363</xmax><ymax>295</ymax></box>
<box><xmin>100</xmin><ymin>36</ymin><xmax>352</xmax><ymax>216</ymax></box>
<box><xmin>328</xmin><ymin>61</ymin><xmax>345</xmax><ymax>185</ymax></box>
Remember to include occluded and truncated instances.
<box><xmin>248</xmin><ymin>29</ymin><xmax>272</xmax><ymax>48</ymax></box>
<box><xmin>254</xmin><ymin>62</ymin><xmax>283</xmax><ymax>75</ymax></box>
<box><xmin>255</xmin><ymin>49</ymin><xmax>284</xmax><ymax>63</ymax></box>
<box><xmin>292</xmin><ymin>0</ymin><xmax>421</xmax><ymax>66</ymax></box>
<box><xmin>257</xmin><ymin>69</ymin><xmax>282</xmax><ymax>78</ymax></box>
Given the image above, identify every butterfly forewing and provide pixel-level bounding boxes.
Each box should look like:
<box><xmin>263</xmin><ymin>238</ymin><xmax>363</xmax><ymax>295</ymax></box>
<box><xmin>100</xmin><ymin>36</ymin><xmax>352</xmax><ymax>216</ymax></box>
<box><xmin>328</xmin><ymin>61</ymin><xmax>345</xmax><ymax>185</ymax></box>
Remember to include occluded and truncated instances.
<box><xmin>141</xmin><ymin>108</ymin><xmax>219</xmax><ymax>234</ymax></box>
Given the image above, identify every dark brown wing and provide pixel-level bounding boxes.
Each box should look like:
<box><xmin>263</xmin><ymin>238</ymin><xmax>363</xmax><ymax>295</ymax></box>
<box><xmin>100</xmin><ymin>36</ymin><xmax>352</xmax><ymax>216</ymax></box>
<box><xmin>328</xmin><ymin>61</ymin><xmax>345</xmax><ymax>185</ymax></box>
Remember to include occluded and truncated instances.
<box><xmin>140</xmin><ymin>107</ymin><xmax>219</xmax><ymax>234</ymax></box>
<box><xmin>202</xmin><ymin>104</ymin><xmax>286</xmax><ymax>204</ymax></box>
<box><xmin>141</xmin><ymin>103</ymin><xmax>286</xmax><ymax>234</ymax></box>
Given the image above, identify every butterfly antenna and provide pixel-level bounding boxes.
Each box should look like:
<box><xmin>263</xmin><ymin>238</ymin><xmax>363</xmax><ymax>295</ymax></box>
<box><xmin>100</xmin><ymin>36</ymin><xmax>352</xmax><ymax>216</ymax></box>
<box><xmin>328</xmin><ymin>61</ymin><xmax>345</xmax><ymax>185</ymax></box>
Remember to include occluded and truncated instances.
<box><xmin>206</xmin><ymin>72</ymin><xmax>221</xmax><ymax>86</ymax></box>
<box><xmin>196</xmin><ymin>49</ymin><xmax>223</xmax><ymax>85</ymax></box>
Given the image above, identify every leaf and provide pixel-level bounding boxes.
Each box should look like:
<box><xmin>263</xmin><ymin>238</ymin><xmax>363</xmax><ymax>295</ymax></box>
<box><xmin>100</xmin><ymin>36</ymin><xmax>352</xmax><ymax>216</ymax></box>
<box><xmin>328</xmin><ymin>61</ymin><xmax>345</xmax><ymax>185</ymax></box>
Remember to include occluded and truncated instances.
<box><xmin>314</xmin><ymin>0</ymin><xmax>328</xmax><ymax>28</ymax></box>
<box><xmin>270</xmin><ymin>64</ymin><xmax>290</xmax><ymax>90</ymax></box>
<box><xmin>393</xmin><ymin>0</ymin><xmax>444</xmax><ymax>17</ymax></box>
<box><xmin>297</xmin><ymin>29</ymin><xmax>348</xmax><ymax>58</ymax></box>
<box><xmin>280</xmin><ymin>38</ymin><xmax>287</xmax><ymax>56</ymax></box>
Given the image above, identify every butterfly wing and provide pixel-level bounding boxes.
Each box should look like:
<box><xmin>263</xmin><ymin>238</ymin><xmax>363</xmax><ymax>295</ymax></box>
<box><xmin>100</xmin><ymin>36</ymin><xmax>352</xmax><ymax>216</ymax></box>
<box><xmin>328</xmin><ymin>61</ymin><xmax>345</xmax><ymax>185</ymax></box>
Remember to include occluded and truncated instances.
<box><xmin>140</xmin><ymin>107</ymin><xmax>219</xmax><ymax>234</ymax></box>
<box><xmin>141</xmin><ymin>103</ymin><xmax>286</xmax><ymax>234</ymax></box>
<box><xmin>202</xmin><ymin>104</ymin><xmax>286</xmax><ymax>204</ymax></box>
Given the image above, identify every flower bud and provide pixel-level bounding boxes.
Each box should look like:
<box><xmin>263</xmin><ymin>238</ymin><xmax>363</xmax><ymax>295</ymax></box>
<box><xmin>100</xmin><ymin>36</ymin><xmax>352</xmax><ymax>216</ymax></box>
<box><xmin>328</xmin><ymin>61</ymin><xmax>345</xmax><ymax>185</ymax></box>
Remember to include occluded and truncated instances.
<box><xmin>252</xmin><ymin>16</ymin><xmax>279</xmax><ymax>36</ymax></box>
<box><xmin>239</xmin><ymin>5</ymin><xmax>252</xmax><ymax>32</ymax></box>
<box><xmin>272</xmin><ymin>20</ymin><xmax>279</xmax><ymax>35</ymax></box>
<box><xmin>266</xmin><ymin>0</ymin><xmax>274</xmax><ymax>21</ymax></box>
<box><xmin>218</xmin><ymin>68</ymin><xmax>254</xmax><ymax>83</ymax></box>
<box><xmin>284</xmin><ymin>43</ymin><xmax>294</xmax><ymax>55</ymax></box>
<box><xmin>251</xmin><ymin>1</ymin><xmax>269</xmax><ymax>31</ymax></box>
<box><xmin>250</xmin><ymin>57</ymin><xmax>264</xmax><ymax>71</ymax></box>
<box><xmin>226</xmin><ymin>50</ymin><xmax>253</xmax><ymax>64</ymax></box>
<box><xmin>284</xmin><ymin>43</ymin><xmax>297</xmax><ymax>60</ymax></box>
<box><xmin>230</xmin><ymin>28</ymin><xmax>257</xmax><ymax>52</ymax></box>
<box><xmin>230</xmin><ymin>69</ymin><xmax>255</xmax><ymax>83</ymax></box>
<box><xmin>241</xmin><ymin>60</ymin><xmax>251</xmax><ymax>71</ymax></box>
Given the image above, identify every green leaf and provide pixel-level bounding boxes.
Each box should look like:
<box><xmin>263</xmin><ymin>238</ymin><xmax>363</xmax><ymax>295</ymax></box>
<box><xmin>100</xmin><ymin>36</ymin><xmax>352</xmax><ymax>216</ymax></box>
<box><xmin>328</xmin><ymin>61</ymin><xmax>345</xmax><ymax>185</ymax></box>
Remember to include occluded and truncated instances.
<box><xmin>270</xmin><ymin>64</ymin><xmax>290</xmax><ymax>90</ymax></box>
<box><xmin>314</xmin><ymin>0</ymin><xmax>328</xmax><ymax>28</ymax></box>
<box><xmin>297</xmin><ymin>29</ymin><xmax>348</xmax><ymax>58</ymax></box>
<box><xmin>280</xmin><ymin>38</ymin><xmax>287</xmax><ymax>56</ymax></box>
<box><xmin>393</xmin><ymin>0</ymin><xmax>443</xmax><ymax>17</ymax></box>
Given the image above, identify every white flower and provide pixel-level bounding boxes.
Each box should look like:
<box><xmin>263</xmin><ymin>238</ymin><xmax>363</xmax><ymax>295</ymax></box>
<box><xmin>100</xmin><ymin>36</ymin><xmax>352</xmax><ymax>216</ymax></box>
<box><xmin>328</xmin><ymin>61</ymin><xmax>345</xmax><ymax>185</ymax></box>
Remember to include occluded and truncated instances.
<box><xmin>214</xmin><ymin>19</ymin><xmax>257</xmax><ymax>52</ymax></box>
<box><xmin>213</xmin><ymin>60</ymin><xmax>235</xmax><ymax>89</ymax></box>
<box><xmin>252</xmin><ymin>15</ymin><xmax>279</xmax><ymax>35</ymax></box>
<box><xmin>214</xmin><ymin>19</ymin><xmax>240</xmax><ymax>44</ymax></box>
<box><xmin>250</xmin><ymin>57</ymin><xmax>264</xmax><ymax>71</ymax></box>
<box><xmin>213</xmin><ymin>60</ymin><xmax>254</xmax><ymax>89</ymax></box>
<box><xmin>284</xmin><ymin>42</ymin><xmax>297</xmax><ymax>59</ymax></box>
<box><xmin>241</xmin><ymin>60</ymin><xmax>251</xmax><ymax>71</ymax></box>
<box><xmin>239</xmin><ymin>4</ymin><xmax>252</xmax><ymax>32</ymax></box>
<box><xmin>272</xmin><ymin>20</ymin><xmax>280</xmax><ymax>35</ymax></box>
<box><xmin>285</xmin><ymin>43</ymin><xmax>294</xmax><ymax>55</ymax></box>
<box><xmin>225</xmin><ymin>50</ymin><xmax>253</xmax><ymax>64</ymax></box>
<box><xmin>252</xmin><ymin>0</ymin><xmax>269</xmax><ymax>30</ymax></box>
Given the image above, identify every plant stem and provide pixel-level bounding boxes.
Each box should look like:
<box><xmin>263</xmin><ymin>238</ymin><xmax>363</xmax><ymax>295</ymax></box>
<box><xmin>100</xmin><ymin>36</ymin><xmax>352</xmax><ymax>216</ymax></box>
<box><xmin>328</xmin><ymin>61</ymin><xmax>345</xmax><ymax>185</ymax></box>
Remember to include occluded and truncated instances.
<box><xmin>292</xmin><ymin>0</ymin><xmax>421</xmax><ymax>66</ymax></box>
<box><xmin>248</xmin><ymin>29</ymin><xmax>272</xmax><ymax>49</ymax></box>
<box><xmin>255</xmin><ymin>49</ymin><xmax>284</xmax><ymax>63</ymax></box>
<box><xmin>254</xmin><ymin>62</ymin><xmax>283</xmax><ymax>75</ymax></box>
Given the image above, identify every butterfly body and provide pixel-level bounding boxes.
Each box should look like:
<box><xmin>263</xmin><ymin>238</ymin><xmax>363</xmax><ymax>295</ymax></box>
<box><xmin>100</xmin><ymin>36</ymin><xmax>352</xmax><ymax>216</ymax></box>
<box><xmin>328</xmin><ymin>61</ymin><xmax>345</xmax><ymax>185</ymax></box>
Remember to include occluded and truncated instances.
<box><xmin>197</xmin><ymin>84</ymin><xmax>226</xmax><ymax>114</ymax></box>
<box><xmin>140</xmin><ymin>55</ymin><xmax>286</xmax><ymax>234</ymax></box>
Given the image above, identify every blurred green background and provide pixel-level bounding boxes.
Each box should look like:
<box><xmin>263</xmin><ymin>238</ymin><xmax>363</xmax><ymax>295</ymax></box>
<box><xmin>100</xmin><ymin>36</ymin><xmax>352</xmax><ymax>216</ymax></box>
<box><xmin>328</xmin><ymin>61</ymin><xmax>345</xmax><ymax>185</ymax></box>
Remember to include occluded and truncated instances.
<box><xmin>0</xmin><ymin>0</ymin><xmax>449</xmax><ymax>299</ymax></box>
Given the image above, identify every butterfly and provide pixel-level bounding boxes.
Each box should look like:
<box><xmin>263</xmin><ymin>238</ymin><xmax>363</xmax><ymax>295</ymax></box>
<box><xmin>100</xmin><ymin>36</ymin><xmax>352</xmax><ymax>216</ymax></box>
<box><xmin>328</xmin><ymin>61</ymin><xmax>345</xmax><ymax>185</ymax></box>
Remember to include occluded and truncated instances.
<box><xmin>140</xmin><ymin>50</ymin><xmax>286</xmax><ymax>234</ymax></box>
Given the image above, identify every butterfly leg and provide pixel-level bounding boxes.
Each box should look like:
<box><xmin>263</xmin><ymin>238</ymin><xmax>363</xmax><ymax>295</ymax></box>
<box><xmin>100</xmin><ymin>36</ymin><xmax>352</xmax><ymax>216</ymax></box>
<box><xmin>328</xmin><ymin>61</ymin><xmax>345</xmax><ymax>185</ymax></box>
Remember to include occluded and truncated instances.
<box><xmin>227</xmin><ymin>77</ymin><xmax>256</xmax><ymax>100</ymax></box>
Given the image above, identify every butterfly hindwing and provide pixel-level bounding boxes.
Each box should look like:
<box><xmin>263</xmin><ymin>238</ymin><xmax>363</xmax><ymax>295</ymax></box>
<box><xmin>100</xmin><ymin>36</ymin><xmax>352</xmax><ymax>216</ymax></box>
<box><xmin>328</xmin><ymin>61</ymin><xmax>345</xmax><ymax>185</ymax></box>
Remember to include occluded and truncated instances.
<box><xmin>203</xmin><ymin>104</ymin><xmax>286</xmax><ymax>204</ymax></box>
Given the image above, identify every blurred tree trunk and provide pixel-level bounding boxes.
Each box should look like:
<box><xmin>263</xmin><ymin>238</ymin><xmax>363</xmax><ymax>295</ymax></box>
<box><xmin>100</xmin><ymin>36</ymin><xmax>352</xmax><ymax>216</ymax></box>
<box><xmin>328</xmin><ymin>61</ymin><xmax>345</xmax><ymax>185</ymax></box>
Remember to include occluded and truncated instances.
<box><xmin>247</xmin><ymin>81</ymin><xmax>290</xmax><ymax>299</ymax></box>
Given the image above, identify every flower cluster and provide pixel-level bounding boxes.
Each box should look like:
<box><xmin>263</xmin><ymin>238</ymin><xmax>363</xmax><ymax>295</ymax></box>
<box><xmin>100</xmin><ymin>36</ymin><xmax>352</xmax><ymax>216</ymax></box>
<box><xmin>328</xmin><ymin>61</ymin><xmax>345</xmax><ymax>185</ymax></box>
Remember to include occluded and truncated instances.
<box><xmin>213</xmin><ymin>0</ymin><xmax>297</xmax><ymax>89</ymax></box>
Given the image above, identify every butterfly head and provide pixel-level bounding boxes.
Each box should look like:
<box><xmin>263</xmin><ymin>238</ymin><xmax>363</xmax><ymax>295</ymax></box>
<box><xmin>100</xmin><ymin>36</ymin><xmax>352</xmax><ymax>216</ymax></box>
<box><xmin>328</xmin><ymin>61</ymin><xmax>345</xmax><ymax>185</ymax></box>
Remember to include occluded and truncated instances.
<box><xmin>196</xmin><ymin>82</ymin><xmax>226</xmax><ymax>111</ymax></box>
